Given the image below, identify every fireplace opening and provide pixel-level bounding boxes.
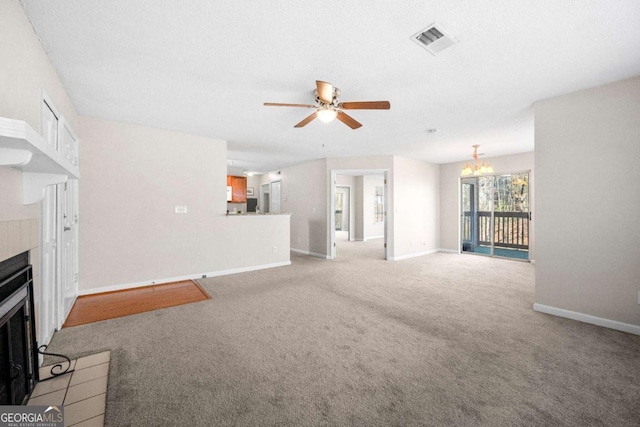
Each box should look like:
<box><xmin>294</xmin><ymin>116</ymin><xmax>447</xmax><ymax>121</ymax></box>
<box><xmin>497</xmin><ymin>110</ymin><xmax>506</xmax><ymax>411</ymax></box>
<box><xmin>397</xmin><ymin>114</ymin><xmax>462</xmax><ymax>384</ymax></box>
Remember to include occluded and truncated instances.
<box><xmin>0</xmin><ymin>251</ymin><xmax>38</xmax><ymax>405</ymax></box>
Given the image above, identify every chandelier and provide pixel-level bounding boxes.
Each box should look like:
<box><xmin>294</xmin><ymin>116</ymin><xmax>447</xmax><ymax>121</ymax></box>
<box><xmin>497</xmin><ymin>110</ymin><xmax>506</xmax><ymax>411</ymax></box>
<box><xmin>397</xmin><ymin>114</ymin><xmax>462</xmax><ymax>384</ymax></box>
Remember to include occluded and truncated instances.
<box><xmin>461</xmin><ymin>144</ymin><xmax>494</xmax><ymax>176</ymax></box>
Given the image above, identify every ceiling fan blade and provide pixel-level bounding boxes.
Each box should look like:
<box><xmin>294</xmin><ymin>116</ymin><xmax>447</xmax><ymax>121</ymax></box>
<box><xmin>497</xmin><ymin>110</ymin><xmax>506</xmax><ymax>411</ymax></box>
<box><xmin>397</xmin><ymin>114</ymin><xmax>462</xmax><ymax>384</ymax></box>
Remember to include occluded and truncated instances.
<box><xmin>338</xmin><ymin>101</ymin><xmax>391</xmax><ymax>110</ymax></box>
<box><xmin>316</xmin><ymin>81</ymin><xmax>333</xmax><ymax>104</ymax></box>
<box><xmin>294</xmin><ymin>112</ymin><xmax>318</xmax><ymax>128</ymax></box>
<box><xmin>336</xmin><ymin>111</ymin><xmax>362</xmax><ymax>129</ymax></box>
<box><xmin>264</xmin><ymin>102</ymin><xmax>316</xmax><ymax>108</ymax></box>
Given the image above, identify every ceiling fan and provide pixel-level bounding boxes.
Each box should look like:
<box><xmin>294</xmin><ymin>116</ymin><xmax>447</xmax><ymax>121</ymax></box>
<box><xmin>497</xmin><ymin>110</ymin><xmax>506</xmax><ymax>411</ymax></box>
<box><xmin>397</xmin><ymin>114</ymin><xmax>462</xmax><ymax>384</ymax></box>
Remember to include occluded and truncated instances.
<box><xmin>264</xmin><ymin>80</ymin><xmax>390</xmax><ymax>129</ymax></box>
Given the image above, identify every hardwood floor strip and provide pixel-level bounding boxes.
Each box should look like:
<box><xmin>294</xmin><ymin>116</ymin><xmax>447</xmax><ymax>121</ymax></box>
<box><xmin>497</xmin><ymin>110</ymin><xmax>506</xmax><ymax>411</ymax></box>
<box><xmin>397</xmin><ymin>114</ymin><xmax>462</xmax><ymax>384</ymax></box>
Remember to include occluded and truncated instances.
<box><xmin>63</xmin><ymin>280</ymin><xmax>211</xmax><ymax>328</ymax></box>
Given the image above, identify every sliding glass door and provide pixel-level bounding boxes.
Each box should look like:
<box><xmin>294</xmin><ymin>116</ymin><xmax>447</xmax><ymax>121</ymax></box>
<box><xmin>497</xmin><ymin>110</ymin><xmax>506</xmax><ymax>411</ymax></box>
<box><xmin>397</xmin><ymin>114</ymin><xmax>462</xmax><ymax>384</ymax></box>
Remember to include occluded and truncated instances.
<box><xmin>461</xmin><ymin>172</ymin><xmax>530</xmax><ymax>260</ymax></box>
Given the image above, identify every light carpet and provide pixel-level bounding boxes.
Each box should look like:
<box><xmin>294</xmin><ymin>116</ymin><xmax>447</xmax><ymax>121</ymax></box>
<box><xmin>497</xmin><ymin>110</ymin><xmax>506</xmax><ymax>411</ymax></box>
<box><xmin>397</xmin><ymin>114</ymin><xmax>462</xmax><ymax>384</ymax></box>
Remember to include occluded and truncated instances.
<box><xmin>44</xmin><ymin>240</ymin><xmax>640</xmax><ymax>426</ymax></box>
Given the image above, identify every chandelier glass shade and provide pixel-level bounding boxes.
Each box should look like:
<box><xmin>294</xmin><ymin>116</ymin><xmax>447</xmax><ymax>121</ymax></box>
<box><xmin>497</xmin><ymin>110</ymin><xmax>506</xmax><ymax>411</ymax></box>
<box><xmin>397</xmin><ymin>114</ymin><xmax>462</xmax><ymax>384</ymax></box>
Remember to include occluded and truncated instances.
<box><xmin>461</xmin><ymin>145</ymin><xmax>494</xmax><ymax>176</ymax></box>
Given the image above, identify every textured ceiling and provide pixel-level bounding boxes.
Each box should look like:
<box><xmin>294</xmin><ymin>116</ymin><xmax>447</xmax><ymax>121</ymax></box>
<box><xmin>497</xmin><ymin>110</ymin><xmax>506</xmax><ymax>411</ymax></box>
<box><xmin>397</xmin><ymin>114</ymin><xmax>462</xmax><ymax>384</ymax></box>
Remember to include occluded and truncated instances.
<box><xmin>20</xmin><ymin>0</ymin><xmax>640</xmax><ymax>173</ymax></box>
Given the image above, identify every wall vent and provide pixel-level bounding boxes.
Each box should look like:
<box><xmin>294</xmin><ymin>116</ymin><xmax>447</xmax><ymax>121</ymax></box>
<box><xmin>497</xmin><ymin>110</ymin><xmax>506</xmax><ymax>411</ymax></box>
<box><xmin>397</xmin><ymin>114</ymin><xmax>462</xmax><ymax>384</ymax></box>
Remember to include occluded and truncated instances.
<box><xmin>411</xmin><ymin>23</ymin><xmax>457</xmax><ymax>55</ymax></box>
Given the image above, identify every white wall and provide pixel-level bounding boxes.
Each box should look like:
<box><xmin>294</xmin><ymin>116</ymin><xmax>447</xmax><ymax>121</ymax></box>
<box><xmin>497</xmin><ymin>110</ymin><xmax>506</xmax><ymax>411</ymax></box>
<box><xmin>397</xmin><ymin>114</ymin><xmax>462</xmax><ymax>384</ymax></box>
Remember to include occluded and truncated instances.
<box><xmin>362</xmin><ymin>175</ymin><xmax>385</xmax><ymax>240</ymax></box>
<box><xmin>279</xmin><ymin>159</ymin><xmax>327</xmax><ymax>257</ymax></box>
<box><xmin>335</xmin><ymin>174</ymin><xmax>357</xmax><ymax>239</ymax></box>
<box><xmin>280</xmin><ymin>155</ymin><xmax>440</xmax><ymax>260</ymax></box>
<box><xmin>439</xmin><ymin>152</ymin><xmax>535</xmax><ymax>258</ymax></box>
<box><xmin>354</xmin><ymin>176</ymin><xmax>364</xmax><ymax>241</ymax></box>
<box><xmin>79</xmin><ymin>116</ymin><xmax>290</xmax><ymax>292</ymax></box>
<box><xmin>534</xmin><ymin>76</ymin><xmax>640</xmax><ymax>331</ymax></box>
<box><xmin>391</xmin><ymin>156</ymin><xmax>439</xmax><ymax>259</ymax></box>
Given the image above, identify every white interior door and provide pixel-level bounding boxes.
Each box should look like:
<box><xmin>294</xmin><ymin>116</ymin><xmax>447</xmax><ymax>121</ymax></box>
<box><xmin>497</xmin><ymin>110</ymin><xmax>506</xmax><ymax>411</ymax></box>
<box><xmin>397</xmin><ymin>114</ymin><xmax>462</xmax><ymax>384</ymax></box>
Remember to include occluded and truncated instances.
<box><xmin>59</xmin><ymin>179</ymin><xmax>79</xmax><ymax>324</ymax></box>
<box><xmin>39</xmin><ymin>97</ymin><xmax>59</xmax><ymax>347</ymax></box>
<box><xmin>38</xmin><ymin>95</ymin><xmax>80</xmax><ymax>344</ymax></box>
<box><xmin>57</xmin><ymin>120</ymin><xmax>80</xmax><ymax>325</ymax></box>
<box><xmin>40</xmin><ymin>186</ymin><xmax>58</xmax><ymax>346</ymax></box>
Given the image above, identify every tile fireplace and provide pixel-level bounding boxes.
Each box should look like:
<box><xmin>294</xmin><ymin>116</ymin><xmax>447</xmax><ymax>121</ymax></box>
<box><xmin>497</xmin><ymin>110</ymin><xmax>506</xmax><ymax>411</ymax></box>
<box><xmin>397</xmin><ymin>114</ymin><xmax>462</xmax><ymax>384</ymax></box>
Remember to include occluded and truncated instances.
<box><xmin>0</xmin><ymin>251</ymin><xmax>38</xmax><ymax>404</ymax></box>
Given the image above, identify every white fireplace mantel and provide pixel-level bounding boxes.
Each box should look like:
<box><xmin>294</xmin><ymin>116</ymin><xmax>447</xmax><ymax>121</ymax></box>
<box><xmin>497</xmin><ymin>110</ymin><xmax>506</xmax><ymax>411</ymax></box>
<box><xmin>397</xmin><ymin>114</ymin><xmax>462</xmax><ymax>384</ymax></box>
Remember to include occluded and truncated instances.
<box><xmin>0</xmin><ymin>116</ymin><xmax>79</xmax><ymax>204</ymax></box>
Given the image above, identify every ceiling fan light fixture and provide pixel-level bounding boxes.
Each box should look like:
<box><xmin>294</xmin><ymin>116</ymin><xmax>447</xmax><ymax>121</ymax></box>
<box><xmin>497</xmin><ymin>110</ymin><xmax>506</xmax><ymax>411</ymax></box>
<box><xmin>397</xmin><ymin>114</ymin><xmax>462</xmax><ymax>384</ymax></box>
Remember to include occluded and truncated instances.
<box><xmin>317</xmin><ymin>107</ymin><xmax>337</xmax><ymax>123</ymax></box>
<box><xmin>264</xmin><ymin>80</ymin><xmax>389</xmax><ymax>129</ymax></box>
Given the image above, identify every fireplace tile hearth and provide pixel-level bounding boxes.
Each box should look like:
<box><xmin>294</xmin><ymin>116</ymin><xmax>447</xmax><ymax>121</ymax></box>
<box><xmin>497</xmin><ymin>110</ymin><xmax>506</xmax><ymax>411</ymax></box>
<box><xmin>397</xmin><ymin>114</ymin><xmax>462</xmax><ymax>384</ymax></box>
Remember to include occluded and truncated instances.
<box><xmin>27</xmin><ymin>351</ymin><xmax>110</xmax><ymax>427</ymax></box>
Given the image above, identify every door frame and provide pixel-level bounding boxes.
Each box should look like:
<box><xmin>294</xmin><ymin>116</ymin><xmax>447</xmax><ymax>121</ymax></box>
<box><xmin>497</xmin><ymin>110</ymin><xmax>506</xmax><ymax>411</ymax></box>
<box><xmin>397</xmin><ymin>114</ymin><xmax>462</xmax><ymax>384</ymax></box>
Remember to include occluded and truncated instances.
<box><xmin>459</xmin><ymin>169</ymin><xmax>531</xmax><ymax>261</ymax></box>
<box><xmin>335</xmin><ymin>185</ymin><xmax>352</xmax><ymax>241</ymax></box>
<box><xmin>330</xmin><ymin>169</ymin><xmax>390</xmax><ymax>260</ymax></box>
<box><xmin>38</xmin><ymin>91</ymin><xmax>80</xmax><ymax>347</ymax></box>
<box><xmin>259</xmin><ymin>183</ymin><xmax>270</xmax><ymax>213</ymax></box>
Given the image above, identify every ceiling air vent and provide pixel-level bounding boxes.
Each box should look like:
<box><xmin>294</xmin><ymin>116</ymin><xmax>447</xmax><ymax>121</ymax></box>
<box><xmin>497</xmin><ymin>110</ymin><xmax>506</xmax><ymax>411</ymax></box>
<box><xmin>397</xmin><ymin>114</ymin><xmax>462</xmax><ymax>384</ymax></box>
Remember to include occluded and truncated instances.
<box><xmin>411</xmin><ymin>23</ymin><xmax>457</xmax><ymax>55</ymax></box>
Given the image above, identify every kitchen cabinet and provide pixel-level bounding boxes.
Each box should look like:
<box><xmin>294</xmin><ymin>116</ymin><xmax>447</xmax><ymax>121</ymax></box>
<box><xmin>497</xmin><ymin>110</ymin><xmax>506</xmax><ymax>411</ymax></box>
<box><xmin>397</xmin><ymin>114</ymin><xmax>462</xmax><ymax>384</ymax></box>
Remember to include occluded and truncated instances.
<box><xmin>227</xmin><ymin>175</ymin><xmax>247</xmax><ymax>203</ymax></box>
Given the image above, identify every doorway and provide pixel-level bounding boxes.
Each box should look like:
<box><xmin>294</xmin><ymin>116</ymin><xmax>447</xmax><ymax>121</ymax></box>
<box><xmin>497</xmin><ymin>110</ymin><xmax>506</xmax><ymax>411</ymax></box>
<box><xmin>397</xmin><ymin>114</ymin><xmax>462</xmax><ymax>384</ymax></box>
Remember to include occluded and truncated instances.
<box><xmin>270</xmin><ymin>181</ymin><xmax>281</xmax><ymax>214</ymax></box>
<box><xmin>260</xmin><ymin>183</ymin><xmax>270</xmax><ymax>214</ymax></box>
<box><xmin>330</xmin><ymin>170</ymin><xmax>388</xmax><ymax>260</ymax></box>
<box><xmin>461</xmin><ymin>172</ymin><xmax>530</xmax><ymax>260</ymax></box>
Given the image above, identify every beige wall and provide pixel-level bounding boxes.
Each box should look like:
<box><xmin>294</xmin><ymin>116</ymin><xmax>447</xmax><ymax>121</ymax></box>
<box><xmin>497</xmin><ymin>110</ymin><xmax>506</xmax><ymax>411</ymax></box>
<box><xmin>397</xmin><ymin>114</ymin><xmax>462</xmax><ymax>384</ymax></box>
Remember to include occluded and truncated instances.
<box><xmin>362</xmin><ymin>175</ymin><xmax>385</xmax><ymax>240</ymax></box>
<box><xmin>439</xmin><ymin>152</ymin><xmax>535</xmax><ymax>257</ymax></box>
<box><xmin>354</xmin><ymin>176</ymin><xmax>364</xmax><ymax>241</ymax></box>
<box><xmin>0</xmin><ymin>0</ymin><xmax>78</xmax><ymax>133</ymax></box>
<box><xmin>534</xmin><ymin>76</ymin><xmax>640</xmax><ymax>329</ymax></box>
<box><xmin>280</xmin><ymin>155</ymin><xmax>439</xmax><ymax>260</ymax></box>
<box><xmin>335</xmin><ymin>174</ymin><xmax>358</xmax><ymax>240</ymax></box>
<box><xmin>392</xmin><ymin>156</ymin><xmax>440</xmax><ymax>259</ymax></box>
<box><xmin>280</xmin><ymin>158</ymin><xmax>327</xmax><ymax>257</ymax></box>
<box><xmin>78</xmin><ymin>116</ymin><xmax>290</xmax><ymax>292</ymax></box>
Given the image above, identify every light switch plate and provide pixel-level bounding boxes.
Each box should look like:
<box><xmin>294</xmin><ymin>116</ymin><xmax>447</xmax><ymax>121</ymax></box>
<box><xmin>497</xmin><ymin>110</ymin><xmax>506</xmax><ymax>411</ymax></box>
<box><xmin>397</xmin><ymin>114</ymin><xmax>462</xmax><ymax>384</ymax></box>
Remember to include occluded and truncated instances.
<box><xmin>175</xmin><ymin>205</ymin><xmax>187</xmax><ymax>214</ymax></box>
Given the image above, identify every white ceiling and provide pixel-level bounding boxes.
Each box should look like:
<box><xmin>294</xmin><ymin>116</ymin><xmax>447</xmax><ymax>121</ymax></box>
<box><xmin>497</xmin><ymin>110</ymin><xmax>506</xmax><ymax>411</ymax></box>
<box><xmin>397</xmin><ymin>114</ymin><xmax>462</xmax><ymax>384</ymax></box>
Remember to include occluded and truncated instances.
<box><xmin>21</xmin><ymin>0</ymin><xmax>640</xmax><ymax>173</ymax></box>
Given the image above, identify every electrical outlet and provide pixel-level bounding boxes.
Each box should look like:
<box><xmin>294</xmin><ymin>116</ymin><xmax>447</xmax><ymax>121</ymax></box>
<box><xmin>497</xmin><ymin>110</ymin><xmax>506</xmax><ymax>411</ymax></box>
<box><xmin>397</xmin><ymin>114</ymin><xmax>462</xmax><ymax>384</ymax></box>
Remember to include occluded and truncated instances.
<box><xmin>175</xmin><ymin>205</ymin><xmax>187</xmax><ymax>214</ymax></box>
<box><xmin>272</xmin><ymin>246</ymin><xmax>278</xmax><ymax>253</ymax></box>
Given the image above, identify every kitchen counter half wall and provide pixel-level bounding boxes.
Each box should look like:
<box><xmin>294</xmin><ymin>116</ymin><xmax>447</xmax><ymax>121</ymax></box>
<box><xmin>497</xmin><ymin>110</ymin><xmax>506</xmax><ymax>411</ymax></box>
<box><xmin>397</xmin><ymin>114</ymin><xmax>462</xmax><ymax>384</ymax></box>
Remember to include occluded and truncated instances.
<box><xmin>79</xmin><ymin>213</ymin><xmax>291</xmax><ymax>295</ymax></box>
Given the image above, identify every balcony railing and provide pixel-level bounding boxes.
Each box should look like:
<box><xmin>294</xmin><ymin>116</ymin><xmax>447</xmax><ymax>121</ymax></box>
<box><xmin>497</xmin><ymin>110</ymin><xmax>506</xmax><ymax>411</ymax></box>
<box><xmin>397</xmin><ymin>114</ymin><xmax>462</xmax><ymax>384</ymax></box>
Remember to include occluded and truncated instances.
<box><xmin>462</xmin><ymin>211</ymin><xmax>529</xmax><ymax>250</ymax></box>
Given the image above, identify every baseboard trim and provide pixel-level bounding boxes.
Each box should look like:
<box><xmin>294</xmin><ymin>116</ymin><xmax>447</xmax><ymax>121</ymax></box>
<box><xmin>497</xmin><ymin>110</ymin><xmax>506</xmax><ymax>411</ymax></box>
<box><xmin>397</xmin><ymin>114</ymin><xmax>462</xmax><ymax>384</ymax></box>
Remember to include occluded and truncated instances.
<box><xmin>438</xmin><ymin>248</ymin><xmax>459</xmax><ymax>254</ymax></box>
<box><xmin>363</xmin><ymin>236</ymin><xmax>384</xmax><ymax>242</ymax></box>
<box><xmin>290</xmin><ymin>248</ymin><xmax>330</xmax><ymax>259</ymax></box>
<box><xmin>389</xmin><ymin>249</ymin><xmax>439</xmax><ymax>261</ymax></box>
<box><xmin>78</xmin><ymin>261</ymin><xmax>292</xmax><ymax>296</ymax></box>
<box><xmin>533</xmin><ymin>303</ymin><xmax>640</xmax><ymax>336</ymax></box>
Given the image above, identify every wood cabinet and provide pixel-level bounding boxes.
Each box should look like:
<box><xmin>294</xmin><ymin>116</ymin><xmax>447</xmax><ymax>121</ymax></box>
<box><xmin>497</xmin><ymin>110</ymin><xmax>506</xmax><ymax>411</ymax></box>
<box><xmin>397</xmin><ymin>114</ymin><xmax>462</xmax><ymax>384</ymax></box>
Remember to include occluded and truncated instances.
<box><xmin>227</xmin><ymin>175</ymin><xmax>247</xmax><ymax>203</ymax></box>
